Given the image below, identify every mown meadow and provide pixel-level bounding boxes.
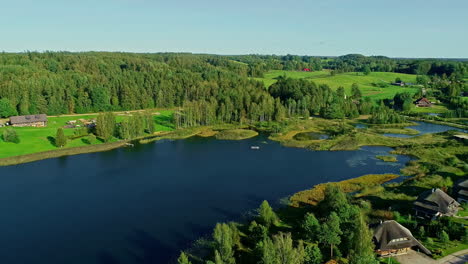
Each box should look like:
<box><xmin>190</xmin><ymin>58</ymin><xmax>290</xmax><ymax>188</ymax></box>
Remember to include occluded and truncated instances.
<box><xmin>254</xmin><ymin>70</ymin><xmax>420</xmax><ymax>101</ymax></box>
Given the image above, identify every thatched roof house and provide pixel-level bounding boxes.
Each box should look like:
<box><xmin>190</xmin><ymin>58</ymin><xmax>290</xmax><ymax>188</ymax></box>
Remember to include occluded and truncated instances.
<box><xmin>414</xmin><ymin>188</ymin><xmax>459</xmax><ymax>219</ymax></box>
<box><xmin>9</xmin><ymin>114</ymin><xmax>47</xmax><ymax>127</ymax></box>
<box><xmin>373</xmin><ymin>220</ymin><xmax>431</xmax><ymax>256</ymax></box>
<box><xmin>414</xmin><ymin>97</ymin><xmax>432</xmax><ymax>107</ymax></box>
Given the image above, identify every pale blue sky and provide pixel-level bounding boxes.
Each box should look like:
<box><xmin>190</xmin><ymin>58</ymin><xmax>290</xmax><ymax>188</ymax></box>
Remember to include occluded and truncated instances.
<box><xmin>1</xmin><ymin>0</ymin><xmax>467</xmax><ymax>57</ymax></box>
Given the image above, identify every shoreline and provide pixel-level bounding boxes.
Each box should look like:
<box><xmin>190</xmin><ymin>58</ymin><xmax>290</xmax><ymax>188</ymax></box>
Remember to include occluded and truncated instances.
<box><xmin>1</xmin><ymin>118</ymin><xmax>465</xmax><ymax>167</ymax></box>
<box><xmin>0</xmin><ymin>141</ymin><xmax>128</xmax><ymax>167</ymax></box>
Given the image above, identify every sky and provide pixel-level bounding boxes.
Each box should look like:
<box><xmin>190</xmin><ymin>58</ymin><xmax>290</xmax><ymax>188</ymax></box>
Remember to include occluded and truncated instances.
<box><xmin>1</xmin><ymin>0</ymin><xmax>467</xmax><ymax>58</ymax></box>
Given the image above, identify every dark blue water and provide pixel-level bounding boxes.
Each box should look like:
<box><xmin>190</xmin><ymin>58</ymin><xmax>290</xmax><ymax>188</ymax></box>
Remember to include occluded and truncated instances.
<box><xmin>0</xmin><ymin>136</ymin><xmax>410</xmax><ymax>264</ymax></box>
<box><xmin>383</xmin><ymin>121</ymin><xmax>466</xmax><ymax>138</ymax></box>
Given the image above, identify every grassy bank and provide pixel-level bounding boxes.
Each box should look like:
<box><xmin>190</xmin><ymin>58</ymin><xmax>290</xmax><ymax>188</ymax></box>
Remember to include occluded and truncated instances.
<box><xmin>376</xmin><ymin>155</ymin><xmax>398</xmax><ymax>162</ymax></box>
<box><xmin>0</xmin><ymin>141</ymin><xmax>128</xmax><ymax>166</ymax></box>
<box><xmin>215</xmin><ymin>129</ymin><xmax>258</xmax><ymax>140</ymax></box>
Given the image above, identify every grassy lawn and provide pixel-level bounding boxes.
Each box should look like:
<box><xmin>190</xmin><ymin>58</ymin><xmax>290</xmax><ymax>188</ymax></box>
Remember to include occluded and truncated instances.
<box><xmin>410</xmin><ymin>104</ymin><xmax>449</xmax><ymax>114</ymax></box>
<box><xmin>426</xmin><ymin>239</ymin><xmax>468</xmax><ymax>259</ymax></box>
<box><xmin>254</xmin><ymin>70</ymin><xmax>420</xmax><ymax>101</ymax></box>
<box><xmin>0</xmin><ymin>110</ymin><xmax>174</xmax><ymax>159</ymax></box>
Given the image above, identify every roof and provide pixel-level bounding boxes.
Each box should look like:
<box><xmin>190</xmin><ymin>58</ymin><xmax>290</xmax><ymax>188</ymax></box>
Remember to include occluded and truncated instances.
<box><xmin>414</xmin><ymin>98</ymin><xmax>432</xmax><ymax>105</ymax></box>
<box><xmin>414</xmin><ymin>188</ymin><xmax>459</xmax><ymax>214</ymax></box>
<box><xmin>458</xmin><ymin>179</ymin><xmax>468</xmax><ymax>189</ymax></box>
<box><xmin>458</xmin><ymin>189</ymin><xmax>468</xmax><ymax>198</ymax></box>
<box><xmin>373</xmin><ymin>220</ymin><xmax>431</xmax><ymax>255</ymax></box>
<box><xmin>10</xmin><ymin>114</ymin><xmax>47</xmax><ymax>124</ymax></box>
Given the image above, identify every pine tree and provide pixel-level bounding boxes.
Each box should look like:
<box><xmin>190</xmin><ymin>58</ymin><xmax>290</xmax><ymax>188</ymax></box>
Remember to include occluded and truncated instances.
<box><xmin>55</xmin><ymin>128</ymin><xmax>67</xmax><ymax>147</ymax></box>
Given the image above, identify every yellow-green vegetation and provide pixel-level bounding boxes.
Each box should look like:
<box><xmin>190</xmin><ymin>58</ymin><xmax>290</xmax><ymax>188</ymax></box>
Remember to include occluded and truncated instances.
<box><xmin>139</xmin><ymin>124</ymin><xmax>250</xmax><ymax>144</ymax></box>
<box><xmin>0</xmin><ymin>110</ymin><xmax>174</xmax><ymax>160</ymax></box>
<box><xmin>215</xmin><ymin>129</ymin><xmax>258</xmax><ymax>140</ymax></box>
<box><xmin>255</xmin><ymin>70</ymin><xmax>419</xmax><ymax>100</ymax></box>
<box><xmin>289</xmin><ymin>174</ymin><xmax>399</xmax><ymax>206</ymax></box>
<box><xmin>369</xmin><ymin>127</ymin><xmax>420</xmax><ymax>136</ymax></box>
<box><xmin>376</xmin><ymin>155</ymin><xmax>398</xmax><ymax>162</ymax></box>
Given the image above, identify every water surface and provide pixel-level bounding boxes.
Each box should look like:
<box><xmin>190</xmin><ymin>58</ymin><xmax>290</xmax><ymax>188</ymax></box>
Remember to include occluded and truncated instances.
<box><xmin>0</xmin><ymin>136</ymin><xmax>410</xmax><ymax>264</ymax></box>
<box><xmin>383</xmin><ymin>121</ymin><xmax>466</xmax><ymax>138</ymax></box>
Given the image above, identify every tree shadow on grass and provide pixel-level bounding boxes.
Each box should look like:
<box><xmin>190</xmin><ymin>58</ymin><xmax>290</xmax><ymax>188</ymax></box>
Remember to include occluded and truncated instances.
<box><xmin>47</xmin><ymin>136</ymin><xmax>56</xmax><ymax>147</ymax></box>
<box><xmin>155</xmin><ymin>115</ymin><xmax>175</xmax><ymax>130</ymax></box>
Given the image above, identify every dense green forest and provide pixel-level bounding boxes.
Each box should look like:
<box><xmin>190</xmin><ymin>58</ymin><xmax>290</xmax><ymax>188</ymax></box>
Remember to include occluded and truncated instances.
<box><xmin>0</xmin><ymin>52</ymin><xmax>467</xmax><ymax>125</ymax></box>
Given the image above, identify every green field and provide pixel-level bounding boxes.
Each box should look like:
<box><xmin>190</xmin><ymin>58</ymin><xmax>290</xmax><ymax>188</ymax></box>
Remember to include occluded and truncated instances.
<box><xmin>254</xmin><ymin>70</ymin><xmax>420</xmax><ymax>100</ymax></box>
<box><xmin>0</xmin><ymin>110</ymin><xmax>174</xmax><ymax>159</ymax></box>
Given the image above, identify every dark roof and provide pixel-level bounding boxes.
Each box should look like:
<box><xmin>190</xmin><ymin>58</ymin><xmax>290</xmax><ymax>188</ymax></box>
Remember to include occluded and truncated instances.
<box><xmin>373</xmin><ymin>220</ymin><xmax>431</xmax><ymax>255</ymax></box>
<box><xmin>10</xmin><ymin>114</ymin><xmax>47</xmax><ymax>124</ymax></box>
<box><xmin>414</xmin><ymin>189</ymin><xmax>459</xmax><ymax>214</ymax></box>
<box><xmin>458</xmin><ymin>190</ymin><xmax>468</xmax><ymax>199</ymax></box>
<box><xmin>458</xmin><ymin>179</ymin><xmax>468</xmax><ymax>189</ymax></box>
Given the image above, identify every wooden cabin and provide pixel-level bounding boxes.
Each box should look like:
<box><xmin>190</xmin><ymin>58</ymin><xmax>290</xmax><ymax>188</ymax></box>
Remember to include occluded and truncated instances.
<box><xmin>414</xmin><ymin>97</ymin><xmax>432</xmax><ymax>107</ymax></box>
<box><xmin>9</xmin><ymin>114</ymin><xmax>47</xmax><ymax>127</ymax></box>
<box><xmin>373</xmin><ymin>220</ymin><xmax>431</xmax><ymax>257</ymax></box>
<box><xmin>414</xmin><ymin>188</ymin><xmax>459</xmax><ymax>219</ymax></box>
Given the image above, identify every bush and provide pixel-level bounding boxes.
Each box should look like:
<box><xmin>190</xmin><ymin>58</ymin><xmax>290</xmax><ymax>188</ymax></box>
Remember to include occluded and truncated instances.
<box><xmin>2</xmin><ymin>128</ymin><xmax>19</xmax><ymax>143</ymax></box>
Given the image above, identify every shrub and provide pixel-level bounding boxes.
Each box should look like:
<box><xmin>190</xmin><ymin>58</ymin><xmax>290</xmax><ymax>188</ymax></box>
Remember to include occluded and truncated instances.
<box><xmin>2</xmin><ymin>128</ymin><xmax>19</xmax><ymax>143</ymax></box>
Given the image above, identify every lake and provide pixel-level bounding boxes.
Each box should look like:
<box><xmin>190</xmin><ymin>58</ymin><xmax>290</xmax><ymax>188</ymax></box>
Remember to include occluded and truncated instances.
<box><xmin>0</xmin><ymin>136</ymin><xmax>411</xmax><ymax>264</ymax></box>
<box><xmin>383</xmin><ymin>121</ymin><xmax>467</xmax><ymax>138</ymax></box>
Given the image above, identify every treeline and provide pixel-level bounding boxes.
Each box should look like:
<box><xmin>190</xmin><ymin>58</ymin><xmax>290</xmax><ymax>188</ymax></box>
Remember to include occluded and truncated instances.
<box><xmin>95</xmin><ymin>112</ymin><xmax>154</xmax><ymax>141</ymax></box>
<box><xmin>227</xmin><ymin>54</ymin><xmax>468</xmax><ymax>78</ymax></box>
<box><xmin>268</xmin><ymin>77</ymin><xmax>372</xmax><ymax>119</ymax></box>
<box><xmin>178</xmin><ymin>186</ymin><xmax>378</xmax><ymax>264</ymax></box>
<box><xmin>0</xmin><ymin>52</ymin><xmax>262</xmax><ymax>116</ymax></box>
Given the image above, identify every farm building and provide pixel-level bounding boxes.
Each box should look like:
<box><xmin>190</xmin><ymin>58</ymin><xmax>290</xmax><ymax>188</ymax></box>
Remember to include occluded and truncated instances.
<box><xmin>414</xmin><ymin>97</ymin><xmax>432</xmax><ymax>107</ymax></box>
<box><xmin>414</xmin><ymin>188</ymin><xmax>459</xmax><ymax>219</ymax></box>
<box><xmin>303</xmin><ymin>68</ymin><xmax>311</xmax><ymax>72</ymax></box>
<box><xmin>373</xmin><ymin>220</ymin><xmax>431</xmax><ymax>257</ymax></box>
<box><xmin>455</xmin><ymin>179</ymin><xmax>468</xmax><ymax>203</ymax></box>
<box><xmin>9</xmin><ymin>114</ymin><xmax>47</xmax><ymax>127</ymax></box>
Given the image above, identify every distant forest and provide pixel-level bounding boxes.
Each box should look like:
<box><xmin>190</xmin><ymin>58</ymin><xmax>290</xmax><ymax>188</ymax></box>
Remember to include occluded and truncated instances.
<box><xmin>0</xmin><ymin>52</ymin><xmax>466</xmax><ymax>123</ymax></box>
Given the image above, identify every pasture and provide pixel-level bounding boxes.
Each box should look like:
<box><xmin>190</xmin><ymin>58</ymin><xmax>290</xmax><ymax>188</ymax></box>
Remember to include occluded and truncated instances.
<box><xmin>254</xmin><ymin>70</ymin><xmax>420</xmax><ymax>101</ymax></box>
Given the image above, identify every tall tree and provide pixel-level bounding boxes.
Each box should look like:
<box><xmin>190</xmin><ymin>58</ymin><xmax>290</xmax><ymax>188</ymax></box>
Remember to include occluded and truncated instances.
<box><xmin>0</xmin><ymin>98</ymin><xmax>18</xmax><ymax>118</ymax></box>
<box><xmin>258</xmin><ymin>200</ymin><xmax>278</xmax><ymax>227</ymax></box>
<box><xmin>302</xmin><ymin>213</ymin><xmax>320</xmax><ymax>242</ymax></box>
<box><xmin>96</xmin><ymin>112</ymin><xmax>116</xmax><ymax>142</ymax></box>
<box><xmin>55</xmin><ymin>128</ymin><xmax>67</xmax><ymax>147</ymax></box>
<box><xmin>348</xmin><ymin>212</ymin><xmax>378</xmax><ymax>264</ymax></box>
<box><xmin>213</xmin><ymin>223</ymin><xmax>236</xmax><ymax>264</ymax></box>
<box><xmin>318</xmin><ymin>212</ymin><xmax>342</xmax><ymax>259</ymax></box>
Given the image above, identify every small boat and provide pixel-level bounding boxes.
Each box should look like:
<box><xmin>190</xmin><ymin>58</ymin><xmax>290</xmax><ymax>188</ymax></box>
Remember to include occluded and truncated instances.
<box><xmin>250</xmin><ymin>146</ymin><xmax>260</xmax><ymax>150</ymax></box>
<box><xmin>125</xmin><ymin>143</ymin><xmax>134</xmax><ymax>147</ymax></box>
